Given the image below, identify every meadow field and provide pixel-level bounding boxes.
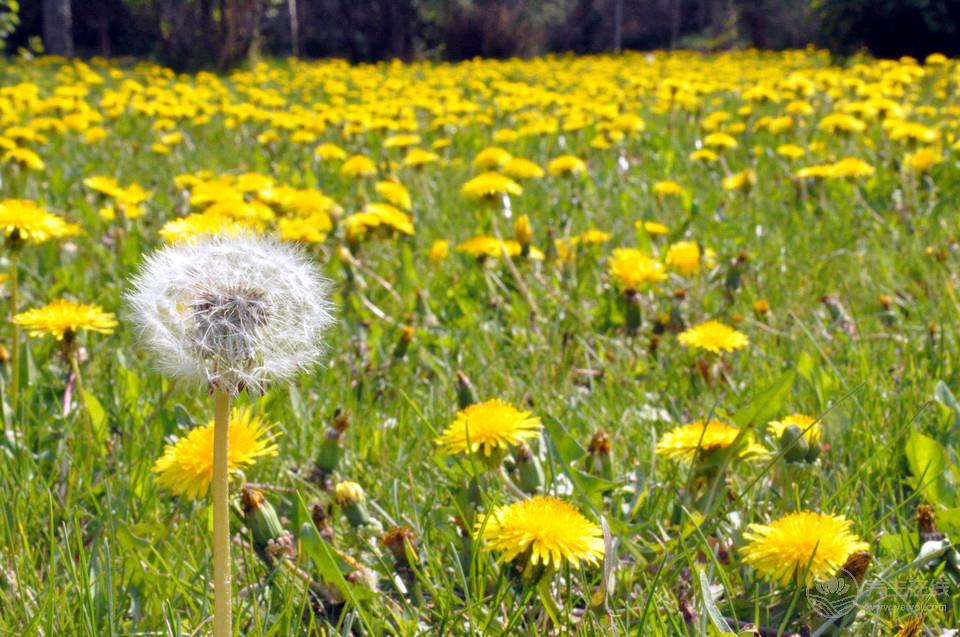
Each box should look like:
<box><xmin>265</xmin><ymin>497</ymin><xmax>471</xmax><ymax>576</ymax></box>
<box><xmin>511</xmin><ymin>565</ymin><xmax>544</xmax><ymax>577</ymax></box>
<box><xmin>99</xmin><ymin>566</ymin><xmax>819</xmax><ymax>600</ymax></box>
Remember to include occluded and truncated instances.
<box><xmin>0</xmin><ymin>49</ymin><xmax>959</xmax><ymax>635</ymax></box>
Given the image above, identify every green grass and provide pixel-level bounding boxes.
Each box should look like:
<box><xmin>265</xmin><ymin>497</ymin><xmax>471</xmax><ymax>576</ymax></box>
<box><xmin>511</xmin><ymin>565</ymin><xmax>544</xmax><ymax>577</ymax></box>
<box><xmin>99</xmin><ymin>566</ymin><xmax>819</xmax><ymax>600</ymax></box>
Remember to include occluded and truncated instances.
<box><xmin>0</xmin><ymin>50</ymin><xmax>959</xmax><ymax>635</ymax></box>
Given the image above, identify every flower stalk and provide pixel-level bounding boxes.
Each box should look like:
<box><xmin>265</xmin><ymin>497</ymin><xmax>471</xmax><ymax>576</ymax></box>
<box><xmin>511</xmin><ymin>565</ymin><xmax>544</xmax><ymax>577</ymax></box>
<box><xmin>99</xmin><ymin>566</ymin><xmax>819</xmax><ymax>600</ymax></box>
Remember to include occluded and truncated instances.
<box><xmin>212</xmin><ymin>389</ymin><xmax>232</xmax><ymax>637</ymax></box>
<box><xmin>8</xmin><ymin>252</ymin><xmax>18</xmax><ymax>413</ymax></box>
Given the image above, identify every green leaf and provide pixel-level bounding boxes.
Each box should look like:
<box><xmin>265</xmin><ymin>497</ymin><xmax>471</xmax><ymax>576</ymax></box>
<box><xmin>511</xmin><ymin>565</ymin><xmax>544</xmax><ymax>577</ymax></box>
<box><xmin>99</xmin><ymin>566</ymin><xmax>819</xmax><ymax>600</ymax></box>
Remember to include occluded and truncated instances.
<box><xmin>732</xmin><ymin>371</ymin><xmax>796</xmax><ymax>429</ymax></box>
<box><xmin>82</xmin><ymin>389</ymin><xmax>107</xmax><ymax>440</ymax></box>
<box><xmin>934</xmin><ymin>380</ymin><xmax>960</xmax><ymax>431</ymax></box>
<box><xmin>698</xmin><ymin>568</ymin><xmax>734</xmax><ymax>634</ymax></box>
<box><xmin>905</xmin><ymin>430</ymin><xmax>956</xmax><ymax>507</ymax></box>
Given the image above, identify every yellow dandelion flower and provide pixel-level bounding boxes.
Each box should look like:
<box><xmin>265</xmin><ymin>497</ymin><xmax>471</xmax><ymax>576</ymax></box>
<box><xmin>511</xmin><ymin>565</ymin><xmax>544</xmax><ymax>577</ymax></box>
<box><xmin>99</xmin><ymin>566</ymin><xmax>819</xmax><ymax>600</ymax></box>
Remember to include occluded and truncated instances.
<box><xmin>608</xmin><ymin>247</ymin><xmax>666</xmax><ymax>291</ymax></box>
<box><xmin>457</xmin><ymin>235</ymin><xmax>522</xmax><ymax>259</ymax></box>
<box><xmin>340</xmin><ymin>155</ymin><xmax>377</xmax><ymax>177</ymax></box>
<box><xmin>656</xmin><ymin>419</ymin><xmax>749</xmax><ymax>461</ymax></box>
<box><xmin>153</xmin><ymin>406</ymin><xmax>278</xmax><ymax>500</ymax></box>
<box><xmin>374</xmin><ymin>180</ymin><xmax>412</xmax><ymax>211</ymax></box>
<box><xmin>548</xmin><ymin>154</ymin><xmax>587</xmax><ymax>177</ymax></box>
<box><xmin>678</xmin><ymin>320</ymin><xmax>749</xmax><ymax>353</ymax></box>
<box><xmin>383</xmin><ymin>134</ymin><xmax>421</xmax><ymax>149</ymax></box>
<box><xmin>478</xmin><ymin>496</ymin><xmax>604</xmax><ymax>571</ymax></box>
<box><xmin>0</xmin><ymin>199</ymin><xmax>80</xmax><ymax>244</ymax></box>
<box><xmin>277</xmin><ymin>213</ymin><xmax>332</xmax><ymax>243</ymax></box>
<box><xmin>503</xmin><ymin>157</ymin><xmax>545</xmax><ymax>180</ymax></box>
<box><xmin>830</xmin><ymin>157</ymin><xmax>875</xmax><ymax>179</ymax></box>
<box><xmin>741</xmin><ymin>511</ymin><xmax>869</xmax><ymax>587</ymax></box>
<box><xmin>703</xmin><ymin>132</ymin><xmax>738</xmax><ymax>149</ymax></box>
<box><xmin>473</xmin><ymin>146</ymin><xmax>513</xmax><ymax>170</ymax></box>
<box><xmin>315</xmin><ymin>143</ymin><xmax>347</xmax><ymax>160</ymax></box>
<box><xmin>768</xmin><ymin>414</ymin><xmax>821</xmax><ymax>445</ymax></box>
<box><xmin>14</xmin><ymin>299</ymin><xmax>117</xmax><ymax>341</ymax></box>
<box><xmin>462</xmin><ymin>172</ymin><xmax>523</xmax><ymax>200</ymax></box>
<box><xmin>665</xmin><ymin>241</ymin><xmax>702</xmax><ymax>275</ymax></box>
<box><xmin>403</xmin><ymin>148</ymin><xmax>439</xmax><ymax>167</ymax></box>
<box><xmin>429</xmin><ymin>239</ymin><xmax>450</xmax><ymax>262</ymax></box>
<box><xmin>723</xmin><ymin>169</ymin><xmax>757</xmax><ymax>191</ymax></box>
<box><xmin>690</xmin><ymin>148</ymin><xmax>719</xmax><ymax>162</ymax></box>
<box><xmin>435</xmin><ymin>399</ymin><xmax>541</xmax><ymax>457</ymax></box>
<box><xmin>640</xmin><ymin>220</ymin><xmax>669</xmax><ymax>235</ymax></box>
<box><xmin>158</xmin><ymin>212</ymin><xmax>249</xmax><ymax>244</ymax></box>
<box><xmin>2</xmin><ymin>147</ymin><xmax>45</xmax><ymax>170</ymax></box>
<box><xmin>777</xmin><ymin>144</ymin><xmax>806</xmax><ymax>159</ymax></box>
<box><xmin>904</xmin><ymin>147</ymin><xmax>942</xmax><ymax>173</ymax></box>
<box><xmin>653</xmin><ymin>180</ymin><xmax>685</xmax><ymax>197</ymax></box>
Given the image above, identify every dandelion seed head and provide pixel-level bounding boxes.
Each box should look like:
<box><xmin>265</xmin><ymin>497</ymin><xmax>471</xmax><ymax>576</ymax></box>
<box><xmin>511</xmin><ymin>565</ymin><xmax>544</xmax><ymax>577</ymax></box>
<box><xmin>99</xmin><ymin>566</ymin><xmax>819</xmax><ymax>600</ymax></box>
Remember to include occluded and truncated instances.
<box><xmin>126</xmin><ymin>233</ymin><xmax>335</xmax><ymax>395</ymax></box>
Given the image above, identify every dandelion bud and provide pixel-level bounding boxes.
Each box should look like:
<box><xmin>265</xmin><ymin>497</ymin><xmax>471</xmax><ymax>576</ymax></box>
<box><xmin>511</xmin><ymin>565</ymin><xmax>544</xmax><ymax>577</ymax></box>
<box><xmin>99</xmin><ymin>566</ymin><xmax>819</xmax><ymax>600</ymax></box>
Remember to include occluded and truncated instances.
<box><xmin>414</xmin><ymin>289</ymin><xmax>439</xmax><ymax>327</ymax></box>
<box><xmin>241</xmin><ymin>487</ymin><xmax>293</xmax><ymax>567</ymax></box>
<box><xmin>514</xmin><ymin>442</ymin><xmax>544</xmax><ymax>494</ymax></box>
<box><xmin>455</xmin><ymin>370</ymin><xmax>478</xmax><ymax>409</ymax></box>
<box><xmin>392</xmin><ymin>325</ymin><xmax>414</xmax><ymax>359</ymax></box>
<box><xmin>778</xmin><ymin>424</ymin><xmax>809</xmax><ymax>463</ymax></box>
<box><xmin>127</xmin><ymin>234</ymin><xmax>334</xmax><ymax>396</ymax></box>
<box><xmin>587</xmin><ymin>431</ymin><xmax>614</xmax><ymax>481</ymax></box>
<box><xmin>753</xmin><ymin>299</ymin><xmax>769</xmax><ymax>317</ymax></box>
<box><xmin>334</xmin><ymin>481</ymin><xmax>371</xmax><ymax>527</ymax></box>
<box><xmin>514</xmin><ymin>214</ymin><xmax>533</xmax><ymax>255</ymax></box>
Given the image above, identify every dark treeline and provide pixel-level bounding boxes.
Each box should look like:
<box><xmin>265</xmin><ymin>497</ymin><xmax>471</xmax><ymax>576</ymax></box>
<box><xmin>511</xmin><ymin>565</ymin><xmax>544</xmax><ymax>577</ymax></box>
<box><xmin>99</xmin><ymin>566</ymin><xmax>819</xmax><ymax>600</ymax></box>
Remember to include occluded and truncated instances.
<box><xmin>8</xmin><ymin>0</ymin><xmax>960</xmax><ymax>69</ymax></box>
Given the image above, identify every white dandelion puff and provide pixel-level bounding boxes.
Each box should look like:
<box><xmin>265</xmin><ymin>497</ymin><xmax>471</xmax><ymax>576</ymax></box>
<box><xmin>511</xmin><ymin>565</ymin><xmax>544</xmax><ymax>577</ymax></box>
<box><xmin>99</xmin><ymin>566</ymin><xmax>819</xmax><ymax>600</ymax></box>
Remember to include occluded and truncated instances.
<box><xmin>126</xmin><ymin>233</ymin><xmax>335</xmax><ymax>395</ymax></box>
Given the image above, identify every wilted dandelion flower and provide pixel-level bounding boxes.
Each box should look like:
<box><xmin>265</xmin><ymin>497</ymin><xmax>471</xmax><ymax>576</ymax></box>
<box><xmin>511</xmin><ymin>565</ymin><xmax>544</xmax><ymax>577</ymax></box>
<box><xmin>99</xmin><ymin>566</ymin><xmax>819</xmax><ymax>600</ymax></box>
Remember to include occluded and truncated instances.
<box><xmin>892</xmin><ymin>617</ymin><xmax>924</xmax><ymax>637</ymax></box>
<box><xmin>435</xmin><ymin>399</ymin><xmax>541</xmax><ymax>458</ymax></box>
<box><xmin>153</xmin><ymin>406</ymin><xmax>278</xmax><ymax>500</ymax></box>
<box><xmin>608</xmin><ymin>247</ymin><xmax>666</xmax><ymax>291</ymax></box>
<box><xmin>126</xmin><ymin>233</ymin><xmax>334</xmax><ymax>395</ymax></box>
<box><xmin>678</xmin><ymin>320</ymin><xmax>748</xmax><ymax>353</ymax></box>
<box><xmin>478</xmin><ymin>496</ymin><xmax>604</xmax><ymax>573</ymax></box>
<box><xmin>14</xmin><ymin>299</ymin><xmax>117</xmax><ymax>341</ymax></box>
<box><xmin>741</xmin><ymin>511</ymin><xmax>869</xmax><ymax>586</ymax></box>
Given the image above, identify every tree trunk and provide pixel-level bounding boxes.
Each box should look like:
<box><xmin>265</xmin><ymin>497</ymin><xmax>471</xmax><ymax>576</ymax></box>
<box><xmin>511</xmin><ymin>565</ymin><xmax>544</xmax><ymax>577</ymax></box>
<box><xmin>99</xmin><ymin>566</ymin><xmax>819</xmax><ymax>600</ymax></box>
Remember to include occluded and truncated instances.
<box><xmin>43</xmin><ymin>0</ymin><xmax>73</xmax><ymax>56</ymax></box>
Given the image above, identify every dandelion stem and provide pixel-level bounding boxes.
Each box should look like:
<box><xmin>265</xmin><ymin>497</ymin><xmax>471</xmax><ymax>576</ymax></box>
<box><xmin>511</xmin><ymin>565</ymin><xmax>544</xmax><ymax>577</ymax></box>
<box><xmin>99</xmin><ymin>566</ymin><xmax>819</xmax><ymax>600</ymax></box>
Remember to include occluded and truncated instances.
<box><xmin>213</xmin><ymin>389</ymin><xmax>232</xmax><ymax>637</ymax></box>
<box><xmin>68</xmin><ymin>347</ymin><xmax>96</xmax><ymax>444</ymax></box>
<box><xmin>9</xmin><ymin>253</ymin><xmax>19</xmax><ymax>414</ymax></box>
<box><xmin>536</xmin><ymin>578</ymin><xmax>562</xmax><ymax>626</ymax></box>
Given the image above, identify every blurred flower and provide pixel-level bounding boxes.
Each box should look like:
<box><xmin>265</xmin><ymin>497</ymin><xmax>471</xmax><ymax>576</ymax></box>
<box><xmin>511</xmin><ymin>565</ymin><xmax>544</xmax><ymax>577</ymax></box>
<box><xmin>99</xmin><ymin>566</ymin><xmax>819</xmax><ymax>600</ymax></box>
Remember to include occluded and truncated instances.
<box><xmin>340</xmin><ymin>155</ymin><xmax>377</xmax><ymax>177</ymax></box>
<box><xmin>462</xmin><ymin>172</ymin><xmax>522</xmax><ymax>200</ymax></box>
<box><xmin>0</xmin><ymin>199</ymin><xmax>79</xmax><ymax>244</ymax></box>
<box><xmin>608</xmin><ymin>247</ymin><xmax>666</xmax><ymax>291</ymax></box>
<box><xmin>678</xmin><ymin>320</ymin><xmax>748</xmax><ymax>353</ymax></box>
<box><xmin>473</xmin><ymin>146</ymin><xmax>512</xmax><ymax>170</ymax></box>
<box><xmin>14</xmin><ymin>299</ymin><xmax>117</xmax><ymax>341</ymax></box>
<box><xmin>665</xmin><ymin>241</ymin><xmax>701</xmax><ymax>275</ymax></box>
<box><xmin>429</xmin><ymin>239</ymin><xmax>450</xmax><ymax>262</ymax></box>
<box><xmin>548</xmin><ymin>154</ymin><xmax>587</xmax><ymax>177</ymax></box>
<box><xmin>722</xmin><ymin>169</ymin><xmax>757</xmax><ymax>191</ymax></box>
<box><xmin>653</xmin><ymin>180</ymin><xmax>685</xmax><ymax>198</ymax></box>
